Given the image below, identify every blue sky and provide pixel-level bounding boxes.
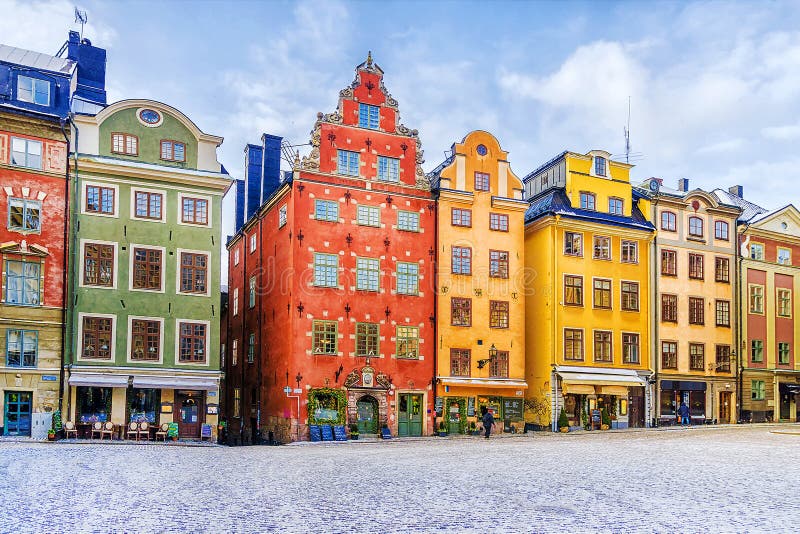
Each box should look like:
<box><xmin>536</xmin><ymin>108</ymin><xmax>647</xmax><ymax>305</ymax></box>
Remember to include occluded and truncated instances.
<box><xmin>4</xmin><ymin>0</ymin><xmax>800</xmax><ymax>223</ymax></box>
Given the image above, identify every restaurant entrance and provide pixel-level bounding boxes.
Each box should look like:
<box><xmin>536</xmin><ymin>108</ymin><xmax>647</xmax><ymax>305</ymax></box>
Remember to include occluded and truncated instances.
<box><xmin>176</xmin><ymin>390</ymin><xmax>204</xmax><ymax>438</ymax></box>
<box><xmin>3</xmin><ymin>391</ymin><xmax>32</xmax><ymax>436</ymax></box>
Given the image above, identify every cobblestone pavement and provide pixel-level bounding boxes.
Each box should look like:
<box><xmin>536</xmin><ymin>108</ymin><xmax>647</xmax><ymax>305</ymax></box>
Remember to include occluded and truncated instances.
<box><xmin>1</xmin><ymin>425</ymin><xmax>799</xmax><ymax>533</ymax></box>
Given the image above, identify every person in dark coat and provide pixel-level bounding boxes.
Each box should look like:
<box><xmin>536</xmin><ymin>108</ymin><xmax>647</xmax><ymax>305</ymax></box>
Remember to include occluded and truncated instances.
<box><xmin>678</xmin><ymin>402</ymin><xmax>691</xmax><ymax>427</ymax></box>
<box><xmin>481</xmin><ymin>406</ymin><xmax>495</xmax><ymax>439</ymax></box>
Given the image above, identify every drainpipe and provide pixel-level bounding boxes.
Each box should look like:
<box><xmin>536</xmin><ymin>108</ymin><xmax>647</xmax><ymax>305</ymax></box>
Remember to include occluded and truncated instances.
<box><xmin>255</xmin><ymin>210</ymin><xmax>263</xmax><ymax>443</ymax></box>
<box><xmin>431</xmin><ymin>193</ymin><xmax>438</xmax><ymax>436</ymax></box>
<box><xmin>651</xmin><ymin>194</ymin><xmax>659</xmax><ymax>428</ymax></box>
<box><xmin>551</xmin><ymin>217</ymin><xmax>559</xmax><ymax>432</ymax></box>
<box><xmin>57</xmin><ymin>118</ymin><xmax>70</xmax><ymax>417</ymax></box>
<box><xmin>736</xmin><ymin>222</ymin><xmax>749</xmax><ymax>423</ymax></box>
<box><xmin>64</xmin><ymin>113</ymin><xmax>80</xmax><ymax>423</ymax></box>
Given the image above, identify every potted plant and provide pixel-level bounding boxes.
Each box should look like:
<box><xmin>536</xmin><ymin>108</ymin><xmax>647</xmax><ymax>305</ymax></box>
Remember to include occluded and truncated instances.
<box><xmin>558</xmin><ymin>408</ymin><xmax>570</xmax><ymax>433</ymax></box>
<box><xmin>348</xmin><ymin>423</ymin><xmax>359</xmax><ymax>440</ymax></box>
<box><xmin>600</xmin><ymin>408</ymin><xmax>611</xmax><ymax>430</ymax></box>
<box><xmin>47</xmin><ymin>428</ymin><xmax>56</xmax><ymax>441</ymax></box>
<box><xmin>438</xmin><ymin>421</ymin><xmax>448</xmax><ymax>437</ymax></box>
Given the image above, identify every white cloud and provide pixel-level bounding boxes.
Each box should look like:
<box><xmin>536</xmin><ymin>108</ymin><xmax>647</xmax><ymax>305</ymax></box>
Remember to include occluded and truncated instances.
<box><xmin>762</xmin><ymin>122</ymin><xmax>800</xmax><ymax>141</ymax></box>
<box><xmin>696</xmin><ymin>138</ymin><xmax>744</xmax><ymax>154</ymax></box>
<box><xmin>0</xmin><ymin>0</ymin><xmax>116</xmax><ymax>51</ymax></box>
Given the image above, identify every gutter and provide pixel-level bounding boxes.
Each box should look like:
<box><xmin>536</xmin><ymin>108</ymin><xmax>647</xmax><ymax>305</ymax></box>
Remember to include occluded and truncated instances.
<box><xmin>57</xmin><ymin>118</ymin><xmax>70</xmax><ymax>417</ymax></box>
<box><xmin>64</xmin><ymin>112</ymin><xmax>80</xmax><ymax>423</ymax></box>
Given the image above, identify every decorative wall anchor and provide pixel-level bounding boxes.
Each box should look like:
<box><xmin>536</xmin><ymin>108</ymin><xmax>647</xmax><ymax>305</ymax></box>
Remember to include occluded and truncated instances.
<box><xmin>429</xmin><ymin>314</ymin><xmax>436</xmax><ymax>326</ymax></box>
<box><xmin>428</xmin><ymin>246</ymin><xmax>435</xmax><ymax>260</ymax></box>
<box><xmin>327</xmin><ymin>133</ymin><xmax>337</xmax><ymax>146</ymax></box>
<box><xmin>427</xmin><ymin>203</ymin><xmax>436</xmax><ymax>214</ymax></box>
<box><xmin>384</xmin><ymin>306</ymin><xmax>391</xmax><ymax>320</ymax></box>
<box><xmin>345</xmin><ymin>233</ymin><xmax>353</xmax><ymax>247</ymax></box>
<box><xmin>365</xmin><ymin>80</ymin><xmax>375</xmax><ymax>95</ymax></box>
<box><xmin>334</xmin><ymin>364</ymin><xmax>344</xmax><ymax>383</ymax></box>
<box><xmin>383</xmin><ymin>237</ymin><xmax>391</xmax><ymax>250</ymax></box>
<box><xmin>386</xmin><ymin>195</ymin><xmax>392</xmax><ymax>205</ymax></box>
<box><xmin>344</xmin><ymin>303</ymin><xmax>351</xmax><ymax>318</ymax></box>
<box><xmin>297</xmin><ymin>184</ymin><xmax>305</xmax><ymax>196</ymax></box>
<box><xmin>511</xmin><ymin>291</ymin><xmax>518</xmax><ymax>300</ymax></box>
<box><xmin>440</xmin><ymin>286</ymin><xmax>449</xmax><ymax>294</ymax></box>
<box><xmin>400</xmin><ymin>142</ymin><xmax>408</xmax><ymax>154</ymax></box>
<box><xmin>297</xmin><ymin>229</ymin><xmax>304</xmax><ymax>243</ymax></box>
<box><xmin>344</xmin><ymin>191</ymin><xmax>352</xmax><ymax>203</ymax></box>
<box><xmin>297</xmin><ymin>301</ymin><xmax>304</xmax><ymax>317</ymax></box>
<box><xmin>365</xmin><ymin>137</ymin><xmax>372</xmax><ymax>148</ymax></box>
<box><xmin>474</xmin><ymin>289</ymin><xmax>483</xmax><ymax>297</ymax></box>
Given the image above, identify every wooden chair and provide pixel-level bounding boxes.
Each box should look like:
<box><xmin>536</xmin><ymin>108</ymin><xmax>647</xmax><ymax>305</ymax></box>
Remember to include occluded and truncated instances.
<box><xmin>154</xmin><ymin>423</ymin><xmax>169</xmax><ymax>442</ymax></box>
<box><xmin>102</xmin><ymin>421</ymin><xmax>114</xmax><ymax>440</ymax></box>
<box><xmin>91</xmin><ymin>422</ymin><xmax>103</xmax><ymax>440</ymax></box>
<box><xmin>138</xmin><ymin>421</ymin><xmax>150</xmax><ymax>441</ymax></box>
<box><xmin>126</xmin><ymin>422</ymin><xmax>139</xmax><ymax>441</ymax></box>
<box><xmin>64</xmin><ymin>421</ymin><xmax>78</xmax><ymax>439</ymax></box>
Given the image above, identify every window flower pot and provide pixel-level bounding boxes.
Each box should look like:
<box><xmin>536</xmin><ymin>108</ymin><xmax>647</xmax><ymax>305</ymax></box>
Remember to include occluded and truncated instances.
<box><xmin>559</xmin><ymin>427</ymin><xmax>569</xmax><ymax>433</ymax></box>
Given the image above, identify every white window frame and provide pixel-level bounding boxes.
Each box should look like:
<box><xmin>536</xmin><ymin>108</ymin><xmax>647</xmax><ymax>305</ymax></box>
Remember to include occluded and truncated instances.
<box><xmin>80</xmin><ymin>180</ymin><xmax>119</xmax><ymax>218</ymax></box>
<box><xmin>249</xmin><ymin>234</ymin><xmax>257</xmax><ymax>253</ymax></box>
<box><xmin>126</xmin><ymin>315</ymin><xmax>165</xmax><ymax>364</ymax></box>
<box><xmin>7</xmin><ymin>197</ymin><xmax>42</xmax><ymax>233</ymax></box>
<box><xmin>593</xmin><ymin>235</ymin><xmax>612</xmax><ymax>260</ymax></box>
<box><xmin>10</xmin><ymin>137</ymin><xmax>43</xmax><ymax>170</ymax></box>
<box><xmin>17</xmin><ymin>75</ymin><xmax>50</xmax><ymax>106</ymax></box>
<box><xmin>175</xmin><ymin>248</ymin><xmax>211</xmax><ymax>297</ymax></box>
<box><xmin>177</xmin><ymin>192</ymin><xmax>212</xmax><ymax>227</ymax></box>
<box><xmin>175</xmin><ymin>319</ymin><xmax>211</xmax><ymax>367</ymax></box>
<box><xmin>232</xmin><ymin>288</ymin><xmax>239</xmax><ymax>317</ymax></box>
<box><xmin>233</xmin><ymin>247</ymin><xmax>240</xmax><ymax>266</ymax></box>
<box><xmin>621</xmin><ymin>240</ymin><xmax>638</xmax><ymax>263</ymax></box>
<box><xmin>130</xmin><ymin>187</ymin><xmax>167</xmax><ymax>223</ymax></box>
<box><xmin>78</xmin><ymin>238</ymin><xmax>119</xmax><ymax>290</ymax></box>
<box><xmin>777</xmin><ymin>247</ymin><xmax>791</xmax><ymax>265</ymax></box>
<box><xmin>76</xmin><ymin>312</ymin><xmax>117</xmax><ymax>363</ymax></box>
<box><xmin>749</xmin><ymin>243</ymin><xmax>764</xmax><ymax>261</ymax></box>
<box><xmin>128</xmin><ymin>244</ymin><xmax>166</xmax><ymax>293</ymax></box>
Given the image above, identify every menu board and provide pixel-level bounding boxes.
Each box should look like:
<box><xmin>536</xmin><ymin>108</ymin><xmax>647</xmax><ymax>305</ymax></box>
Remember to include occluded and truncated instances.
<box><xmin>201</xmin><ymin>424</ymin><xmax>212</xmax><ymax>439</ymax></box>
<box><xmin>167</xmin><ymin>422</ymin><xmax>179</xmax><ymax>438</ymax></box>
<box><xmin>434</xmin><ymin>397</ymin><xmax>443</xmax><ymax>417</ymax></box>
<box><xmin>321</xmin><ymin>425</ymin><xmax>334</xmax><ymax>441</ymax></box>
<box><xmin>333</xmin><ymin>425</ymin><xmax>347</xmax><ymax>441</ymax></box>
<box><xmin>309</xmin><ymin>425</ymin><xmax>322</xmax><ymax>442</ymax></box>
<box><xmin>503</xmin><ymin>398</ymin><xmax>524</xmax><ymax>421</ymax></box>
<box><xmin>381</xmin><ymin>427</ymin><xmax>392</xmax><ymax>439</ymax></box>
<box><xmin>467</xmin><ymin>397</ymin><xmax>475</xmax><ymax>417</ymax></box>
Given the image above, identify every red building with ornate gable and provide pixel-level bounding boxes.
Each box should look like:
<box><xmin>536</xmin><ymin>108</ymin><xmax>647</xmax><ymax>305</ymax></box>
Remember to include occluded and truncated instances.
<box><xmin>225</xmin><ymin>55</ymin><xmax>435</xmax><ymax>443</ymax></box>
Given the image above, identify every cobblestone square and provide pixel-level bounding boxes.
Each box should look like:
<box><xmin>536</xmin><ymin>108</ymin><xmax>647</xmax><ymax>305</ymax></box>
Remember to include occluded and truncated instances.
<box><xmin>1</xmin><ymin>426</ymin><xmax>798</xmax><ymax>533</ymax></box>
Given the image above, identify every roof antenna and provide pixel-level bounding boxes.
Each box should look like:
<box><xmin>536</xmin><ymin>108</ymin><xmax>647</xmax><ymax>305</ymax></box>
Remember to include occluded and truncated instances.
<box><xmin>623</xmin><ymin>96</ymin><xmax>631</xmax><ymax>164</ymax></box>
<box><xmin>74</xmin><ymin>7</ymin><xmax>88</xmax><ymax>39</ymax></box>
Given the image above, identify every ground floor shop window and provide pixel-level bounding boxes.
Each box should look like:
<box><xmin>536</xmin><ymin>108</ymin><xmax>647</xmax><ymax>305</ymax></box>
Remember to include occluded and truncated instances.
<box><xmin>128</xmin><ymin>388</ymin><xmax>161</xmax><ymax>423</ymax></box>
<box><xmin>77</xmin><ymin>386</ymin><xmax>113</xmax><ymax>423</ymax></box>
<box><xmin>308</xmin><ymin>388</ymin><xmax>346</xmax><ymax>424</ymax></box>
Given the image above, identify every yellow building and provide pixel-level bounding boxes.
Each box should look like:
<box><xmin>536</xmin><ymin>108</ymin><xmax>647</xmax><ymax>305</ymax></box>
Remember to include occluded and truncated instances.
<box><xmin>524</xmin><ymin>150</ymin><xmax>654</xmax><ymax>430</ymax></box>
<box><xmin>639</xmin><ymin>179</ymin><xmax>740</xmax><ymax>425</ymax></box>
<box><xmin>429</xmin><ymin>131</ymin><xmax>527</xmax><ymax>433</ymax></box>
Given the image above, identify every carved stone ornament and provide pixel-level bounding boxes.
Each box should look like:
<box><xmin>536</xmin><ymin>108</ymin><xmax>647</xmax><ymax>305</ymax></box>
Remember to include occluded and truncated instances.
<box><xmin>344</xmin><ymin>370</ymin><xmax>360</xmax><ymax>388</ymax></box>
<box><xmin>339</xmin><ymin>86</ymin><xmax>353</xmax><ymax>99</ymax></box>
<box><xmin>375</xmin><ymin>373</ymin><xmax>392</xmax><ymax>390</ymax></box>
<box><xmin>415</xmin><ymin>166</ymin><xmax>431</xmax><ymax>190</ymax></box>
<box><xmin>301</xmin><ymin>146</ymin><xmax>320</xmax><ymax>170</ymax></box>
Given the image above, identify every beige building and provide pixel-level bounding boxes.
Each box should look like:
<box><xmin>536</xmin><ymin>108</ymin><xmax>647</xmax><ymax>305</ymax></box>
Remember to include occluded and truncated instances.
<box><xmin>641</xmin><ymin>178</ymin><xmax>740</xmax><ymax>425</ymax></box>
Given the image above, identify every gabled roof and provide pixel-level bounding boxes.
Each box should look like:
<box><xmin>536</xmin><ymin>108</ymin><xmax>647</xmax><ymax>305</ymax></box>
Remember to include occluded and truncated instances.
<box><xmin>712</xmin><ymin>188</ymin><xmax>767</xmax><ymax>223</ymax></box>
<box><xmin>525</xmin><ymin>188</ymin><xmax>655</xmax><ymax>232</ymax></box>
<box><xmin>0</xmin><ymin>44</ymin><xmax>75</xmax><ymax>75</ymax></box>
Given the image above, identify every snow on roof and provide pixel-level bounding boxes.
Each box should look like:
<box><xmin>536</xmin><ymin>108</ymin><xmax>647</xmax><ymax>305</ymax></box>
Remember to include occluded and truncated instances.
<box><xmin>0</xmin><ymin>44</ymin><xmax>75</xmax><ymax>75</ymax></box>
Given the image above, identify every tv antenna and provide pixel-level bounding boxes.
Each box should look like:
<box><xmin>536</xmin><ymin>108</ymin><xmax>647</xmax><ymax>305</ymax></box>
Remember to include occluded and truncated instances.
<box><xmin>623</xmin><ymin>96</ymin><xmax>631</xmax><ymax>164</ymax></box>
<box><xmin>74</xmin><ymin>7</ymin><xmax>88</xmax><ymax>39</ymax></box>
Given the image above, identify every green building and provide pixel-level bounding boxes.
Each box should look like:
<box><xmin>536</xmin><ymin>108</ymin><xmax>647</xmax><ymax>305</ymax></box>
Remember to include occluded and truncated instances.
<box><xmin>65</xmin><ymin>100</ymin><xmax>231</xmax><ymax>439</ymax></box>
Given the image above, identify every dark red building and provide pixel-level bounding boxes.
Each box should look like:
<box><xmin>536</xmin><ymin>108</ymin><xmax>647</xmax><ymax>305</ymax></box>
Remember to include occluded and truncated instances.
<box><xmin>225</xmin><ymin>55</ymin><xmax>435</xmax><ymax>443</ymax></box>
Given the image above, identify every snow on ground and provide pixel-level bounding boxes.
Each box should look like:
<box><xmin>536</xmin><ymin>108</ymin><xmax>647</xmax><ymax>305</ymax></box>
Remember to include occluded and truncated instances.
<box><xmin>1</xmin><ymin>425</ymin><xmax>799</xmax><ymax>533</ymax></box>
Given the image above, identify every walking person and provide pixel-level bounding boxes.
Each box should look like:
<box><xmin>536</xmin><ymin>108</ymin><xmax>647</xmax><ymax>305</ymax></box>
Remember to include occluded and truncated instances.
<box><xmin>481</xmin><ymin>406</ymin><xmax>495</xmax><ymax>439</ymax></box>
<box><xmin>678</xmin><ymin>402</ymin><xmax>691</xmax><ymax>427</ymax></box>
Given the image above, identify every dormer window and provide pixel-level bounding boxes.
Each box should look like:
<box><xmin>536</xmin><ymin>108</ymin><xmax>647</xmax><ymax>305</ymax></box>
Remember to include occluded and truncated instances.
<box><xmin>358</xmin><ymin>103</ymin><xmax>380</xmax><ymax>129</ymax></box>
<box><xmin>594</xmin><ymin>156</ymin><xmax>607</xmax><ymax>176</ymax></box>
<box><xmin>17</xmin><ymin>76</ymin><xmax>50</xmax><ymax>106</ymax></box>
<box><xmin>160</xmin><ymin>140</ymin><xmax>186</xmax><ymax>162</ymax></box>
<box><xmin>111</xmin><ymin>133</ymin><xmax>138</xmax><ymax>156</ymax></box>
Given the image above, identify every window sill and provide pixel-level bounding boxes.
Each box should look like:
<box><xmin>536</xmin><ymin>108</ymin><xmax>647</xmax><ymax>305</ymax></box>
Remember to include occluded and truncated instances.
<box><xmin>687</xmin><ymin>236</ymin><xmax>706</xmax><ymax>243</ymax></box>
<box><xmin>592</xmin><ymin>257</ymin><xmax>612</xmax><ymax>261</ymax></box>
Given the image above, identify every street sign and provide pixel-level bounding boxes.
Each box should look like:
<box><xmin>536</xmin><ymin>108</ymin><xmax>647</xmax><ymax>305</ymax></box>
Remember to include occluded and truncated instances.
<box><xmin>283</xmin><ymin>386</ymin><xmax>292</xmax><ymax>394</ymax></box>
<box><xmin>293</xmin><ymin>388</ymin><xmax>302</xmax><ymax>394</ymax></box>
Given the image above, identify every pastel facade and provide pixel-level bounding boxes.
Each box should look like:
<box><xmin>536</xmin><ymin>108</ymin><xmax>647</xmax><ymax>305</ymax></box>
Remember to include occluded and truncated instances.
<box><xmin>66</xmin><ymin>100</ymin><xmax>230</xmax><ymax>438</ymax></box>
<box><xmin>225</xmin><ymin>55</ymin><xmax>436</xmax><ymax>443</ymax></box>
<box><xmin>641</xmin><ymin>179</ymin><xmax>740</xmax><ymax>425</ymax></box>
<box><xmin>717</xmin><ymin>188</ymin><xmax>800</xmax><ymax>423</ymax></box>
<box><xmin>0</xmin><ymin>32</ymin><xmax>105</xmax><ymax>436</ymax></box>
<box><xmin>429</xmin><ymin>130</ymin><xmax>527</xmax><ymax>433</ymax></box>
<box><xmin>524</xmin><ymin>151</ymin><xmax>654</xmax><ymax>430</ymax></box>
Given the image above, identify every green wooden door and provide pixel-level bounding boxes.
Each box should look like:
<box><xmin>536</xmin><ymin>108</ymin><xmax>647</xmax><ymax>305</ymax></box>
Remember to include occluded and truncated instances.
<box><xmin>447</xmin><ymin>399</ymin><xmax>462</xmax><ymax>434</ymax></box>
<box><xmin>356</xmin><ymin>396</ymin><xmax>378</xmax><ymax>434</ymax></box>
<box><xmin>398</xmin><ymin>394</ymin><xmax>423</xmax><ymax>437</ymax></box>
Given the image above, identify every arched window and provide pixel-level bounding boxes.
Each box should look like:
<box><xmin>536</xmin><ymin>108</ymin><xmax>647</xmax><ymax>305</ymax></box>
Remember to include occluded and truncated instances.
<box><xmin>714</xmin><ymin>220</ymin><xmax>729</xmax><ymax>240</ymax></box>
<box><xmin>689</xmin><ymin>216</ymin><xmax>704</xmax><ymax>237</ymax></box>
<box><xmin>661</xmin><ymin>211</ymin><xmax>676</xmax><ymax>232</ymax></box>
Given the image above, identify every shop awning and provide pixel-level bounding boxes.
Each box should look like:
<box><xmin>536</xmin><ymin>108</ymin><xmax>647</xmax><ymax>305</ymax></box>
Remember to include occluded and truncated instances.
<box><xmin>131</xmin><ymin>375</ymin><xmax>219</xmax><ymax>391</ymax></box>
<box><xmin>68</xmin><ymin>373</ymin><xmax>129</xmax><ymax>388</ymax></box>
<box><xmin>598</xmin><ymin>385</ymin><xmax>630</xmax><ymax>396</ymax></box>
<box><xmin>561</xmin><ymin>383</ymin><xmax>596</xmax><ymax>395</ymax></box>
<box><xmin>437</xmin><ymin>377</ymin><xmax>528</xmax><ymax>389</ymax></box>
<box><xmin>557</xmin><ymin>366</ymin><xmax>646</xmax><ymax>388</ymax></box>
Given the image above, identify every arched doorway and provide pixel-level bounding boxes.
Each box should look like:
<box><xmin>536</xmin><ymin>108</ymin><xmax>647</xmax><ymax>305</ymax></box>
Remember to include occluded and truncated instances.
<box><xmin>356</xmin><ymin>395</ymin><xmax>379</xmax><ymax>434</ymax></box>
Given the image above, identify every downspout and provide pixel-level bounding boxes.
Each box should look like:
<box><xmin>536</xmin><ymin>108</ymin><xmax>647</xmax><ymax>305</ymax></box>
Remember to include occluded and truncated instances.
<box><xmin>736</xmin><ymin>222</ymin><xmax>749</xmax><ymax>423</ymax></box>
<box><xmin>651</xmin><ymin>194</ymin><xmax>659</xmax><ymax>427</ymax></box>
<box><xmin>431</xmin><ymin>191</ymin><xmax>438</xmax><ymax>436</ymax></box>
<box><xmin>256</xmin><ymin>213</ymin><xmax>264</xmax><ymax>443</ymax></box>
<box><xmin>551</xmin><ymin>216</ymin><xmax>559</xmax><ymax>432</ymax></box>
<box><xmin>57</xmin><ymin>118</ymin><xmax>70</xmax><ymax>417</ymax></box>
<box><xmin>240</xmin><ymin>229</ymin><xmax>247</xmax><ymax>444</ymax></box>
<box><xmin>64</xmin><ymin>113</ymin><xmax>80</xmax><ymax>423</ymax></box>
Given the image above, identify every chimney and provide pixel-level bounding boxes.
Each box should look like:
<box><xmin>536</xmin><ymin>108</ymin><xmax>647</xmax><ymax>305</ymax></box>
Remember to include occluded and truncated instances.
<box><xmin>260</xmin><ymin>133</ymin><xmax>283</xmax><ymax>201</ymax></box>
<box><xmin>244</xmin><ymin>143</ymin><xmax>264</xmax><ymax>221</ymax></box>
<box><xmin>678</xmin><ymin>178</ymin><xmax>689</xmax><ymax>192</ymax></box>
<box><xmin>67</xmin><ymin>31</ymin><xmax>107</xmax><ymax>105</ymax></box>
<box><xmin>728</xmin><ymin>185</ymin><xmax>743</xmax><ymax>198</ymax></box>
<box><xmin>234</xmin><ymin>179</ymin><xmax>245</xmax><ymax>232</ymax></box>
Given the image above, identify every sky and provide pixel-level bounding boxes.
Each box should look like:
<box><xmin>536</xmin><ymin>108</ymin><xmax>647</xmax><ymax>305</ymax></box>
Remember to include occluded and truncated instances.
<box><xmin>3</xmin><ymin>0</ymin><xmax>800</xmax><ymax>234</ymax></box>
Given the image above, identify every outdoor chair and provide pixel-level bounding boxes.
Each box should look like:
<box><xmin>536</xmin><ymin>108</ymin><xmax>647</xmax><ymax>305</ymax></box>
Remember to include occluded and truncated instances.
<box><xmin>102</xmin><ymin>421</ymin><xmax>115</xmax><ymax>440</ymax></box>
<box><xmin>126</xmin><ymin>422</ymin><xmax>139</xmax><ymax>441</ymax></box>
<box><xmin>154</xmin><ymin>423</ymin><xmax>169</xmax><ymax>442</ymax></box>
<box><xmin>91</xmin><ymin>422</ymin><xmax>103</xmax><ymax>440</ymax></box>
<box><xmin>64</xmin><ymin>421</ymin><xmax>78</xmax><ymax>439</ymax></box>
<box><xmin>138</xmin><ymin>422</ymin><xmax>150</xmax><ymax>441</ymax></box>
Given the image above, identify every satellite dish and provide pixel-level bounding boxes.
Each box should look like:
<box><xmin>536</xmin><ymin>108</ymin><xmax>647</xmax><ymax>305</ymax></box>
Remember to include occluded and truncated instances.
<box><xmin>649</xmin><ymin>180</ymin><xmax>660</xmax><ymax>193</ymax></box>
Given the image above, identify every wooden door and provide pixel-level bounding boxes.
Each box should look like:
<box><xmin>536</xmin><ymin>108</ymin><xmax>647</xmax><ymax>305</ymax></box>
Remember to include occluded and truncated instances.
<box><xmin>4</xmin><ymin>391</ymin><xmax>32</xmax><ymax>436</ymax></box>
<box><xmin>398</xmin><ymin>394</ymin><xmax>422</xmax><ymax>437</ymax></box>
<box><xmin>719</xmin><ymin>392</ymin><xmax>731</xmax><ymax>423</ymax></box>
<box><xmin>628</xmin><ymin>390</ymin><xmax>645</xmax><ymax>428</ymax></box>
<box><xmin>356</xmin><ymin>396</ymin><xmax>378</xmax><ymax>434</ymax></box>
<box><xmin>177</xmin><ymin>391</ymin><xmax>204</xmax><ymax>438</ymax></box>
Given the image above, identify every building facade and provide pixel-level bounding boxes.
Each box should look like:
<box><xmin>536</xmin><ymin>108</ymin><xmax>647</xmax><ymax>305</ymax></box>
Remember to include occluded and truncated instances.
<box><xmin>642</xmin><ymin>178</ymin><xmax>740</xmax><ymax>425</ymax></box>
<box><xmin>0</xmin><ymin>32</ymin><xmax>105</xmax><ymax>436</ymax></box>
<box><xmin>65</xmin><ymin>99</ymin><xmax>230</xmax><ymax>438</ymax></box>
<box><xmin>717</xmin><ymin>187</ymin><xmax>800</xmax><ymax>423</ymax></box>
<box><xmin>428</xmin><ymin>130</ymin><xmax>527</xmax><ymax>433</ymax></box>
<box><xmin>524</xmin><ymin>150</ymin><xmax>654</xmax><ymax>430</ymax></box>
<box><xmin>225</xmin><ymin>55</ymin><xmax>436</xmax><ymax>443</ymax></box>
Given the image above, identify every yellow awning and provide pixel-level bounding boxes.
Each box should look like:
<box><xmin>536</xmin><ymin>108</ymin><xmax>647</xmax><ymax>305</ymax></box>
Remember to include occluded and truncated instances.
<box><xmin>437</xmin><ymin>377</ymin><xmax>528</xmax><ymax>389</ymax></box>
<box><xmin>561</xmin><ymin>383</ymin><xmax>596</xmax><ymax>395</ymax></box>
<box><xmin>598</xmin><ymin>385</ymin><xmax>630</xmax><ymax>396</ymax></box>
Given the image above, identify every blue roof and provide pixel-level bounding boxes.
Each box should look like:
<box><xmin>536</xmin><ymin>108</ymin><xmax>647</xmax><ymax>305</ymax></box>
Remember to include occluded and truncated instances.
<box><xmin>525</xmin><ymin>189</ymin><xmax>655</xmax><ymax>232</ymax></box>
<box><xmin>523</xmin><ymin>151</ymin><xmax>568</xmax><ymax>183</ymax></box>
